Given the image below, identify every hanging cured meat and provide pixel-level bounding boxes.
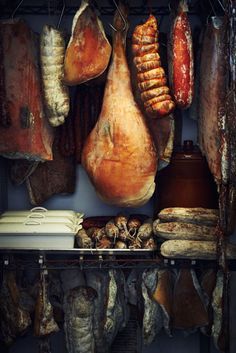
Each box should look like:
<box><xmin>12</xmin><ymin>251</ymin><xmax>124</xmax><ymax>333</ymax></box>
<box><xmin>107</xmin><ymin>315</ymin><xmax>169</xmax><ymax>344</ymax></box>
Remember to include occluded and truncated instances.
<box><xmin>63</xmin><ymin>287</ymin><xmax>96</xmax><ymax>353</ymax></box>
<box><xmin>40</xmin><ymin>25</ymin><xmax>70</xmax><ymax>127</ymax></box>
<box><xmin>0</xmin><ymin>271</ymin><xmax>31</xmax><ymax>345</ymax></box>
<box><xmin>200</xmin><ymin>269</ymin><xmax>217</xmax><ymax>336</ymax></box>
<box><xmin>82</xmin><ymin>5</ymin><xmax>158</xmax><ymax>207</ymax></box>
<box><xmin>25</xmin><ymin>126</ymin><xmax>76</xmax><ymax>205</ymax></box>
<box><xmin>63</xmin><ymin>0</ymin><xmax>111</xmax><ymax>85</ymax></box>
<box><xmin>225</xmin><ymin>2</ymin><xmax>236</xmax><ymax>235</ymax></box>
<box><xmin>132</xmin><ymin>15</ymin><xmax>175</xmax><ymax>117</ymax></box>
<box><xmin>0</xmin><ymin>19</ymin><xmax>53</xmax><ymax>161</ymax></box>
<box><xmin>152</xmin><ymin>269</ymin><xmax>173</xmax><ymax>335</ymax></box>
<box><xmin>172</xmin><ymin>269</ymin><xmax>208</xmax><ymax>330</ymax></box>
<box><xmin>141</xmin><ymin>269</ymin><xmax>163</xmax><ymax>345</ymax></box>
<box><xmin>146</xmin><ymin>115</ymin><xmax>175</xmax><ymax>169</ymax></box>
<box><xmin>34</xmin><ymin>271</ymin><xmax>59</xmax><ymax>337</ymax></box>
<box><xmin>168</xmin><ymin>0</ymin><xmax>194</xmax><ymax>109</ymax></box>
<box><xmin>198</xmin><ymin>17</ymin><xmax>227</xmax><ymax>185</ymax></box>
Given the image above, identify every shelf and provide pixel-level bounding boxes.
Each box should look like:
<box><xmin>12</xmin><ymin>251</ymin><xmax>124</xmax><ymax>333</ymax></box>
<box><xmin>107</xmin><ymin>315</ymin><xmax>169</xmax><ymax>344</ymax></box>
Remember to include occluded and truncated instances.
<box><xmin>0</xmin><ymin>248</ymin><xmax>234</xmax><ymax>270</ymax></box>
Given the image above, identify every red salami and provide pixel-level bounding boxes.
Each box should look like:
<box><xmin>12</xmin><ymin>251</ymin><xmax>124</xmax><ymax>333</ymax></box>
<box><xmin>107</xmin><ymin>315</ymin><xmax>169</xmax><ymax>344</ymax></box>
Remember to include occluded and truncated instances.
<box><xmin>169</xmin><ymin>0</ymin><xmax>194</xmax><ymax>109</ymax></box>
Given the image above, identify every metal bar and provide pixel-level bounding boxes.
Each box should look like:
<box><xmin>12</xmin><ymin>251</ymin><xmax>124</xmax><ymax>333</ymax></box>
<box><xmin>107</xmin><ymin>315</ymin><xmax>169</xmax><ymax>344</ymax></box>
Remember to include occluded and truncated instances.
<box><xmin>0</xmin><ymin>5</ymin><xmax>200</xmax><ymax>17</ymax></box>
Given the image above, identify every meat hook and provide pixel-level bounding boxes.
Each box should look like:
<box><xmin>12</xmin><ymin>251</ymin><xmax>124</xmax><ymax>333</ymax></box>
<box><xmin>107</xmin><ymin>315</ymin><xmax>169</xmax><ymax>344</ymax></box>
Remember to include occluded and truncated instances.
<box><xmin>217</xmin><ymin>0</ymin><xmax>226</xmax><ymax>12</ymax></box>
<box><xmin>11</xmin><ymin>0</ymin><xmax>24</xmax><ymax>19</ymax></box>
<box><xmin>109</xmin><ymin>0</ymin><xmax>127</xmax><ymax>32</ymax></box>
<box><xmin>57</xmin><ymin>0</ymin><xmax>66</xmax><ymax>29</ymax></box>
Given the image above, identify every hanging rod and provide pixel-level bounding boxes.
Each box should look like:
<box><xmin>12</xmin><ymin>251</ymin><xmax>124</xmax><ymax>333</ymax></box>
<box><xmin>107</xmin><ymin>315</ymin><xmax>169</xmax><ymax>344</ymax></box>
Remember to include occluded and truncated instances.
<box><xmin>0</xmin><ymin>5</ymin><xmax>199</xmax><ymax>18</ymax></box>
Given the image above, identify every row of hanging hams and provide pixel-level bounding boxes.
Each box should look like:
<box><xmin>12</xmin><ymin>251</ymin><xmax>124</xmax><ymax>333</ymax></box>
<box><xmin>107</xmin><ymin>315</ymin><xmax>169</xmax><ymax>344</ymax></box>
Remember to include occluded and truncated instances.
<box><xmin>0</xmin><ymin>0</ymin><xmax>194</xmax><ymax>207</ymax></box>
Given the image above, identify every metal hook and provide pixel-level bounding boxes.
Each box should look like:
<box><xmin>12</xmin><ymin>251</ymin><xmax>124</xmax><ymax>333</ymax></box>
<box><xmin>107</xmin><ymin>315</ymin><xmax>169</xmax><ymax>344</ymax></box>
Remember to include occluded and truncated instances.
<box><xmin>57</xmin><ymin>0</ymin><xmax>66</xmax><ymax>29</ymax></box>
<box><xmin>11</xmin><ymin>0</ymin><xmax>24</xmax><ymax>19</ymax></box>
<box><xmin>209</xmin><ymin>0</ymin><xmax>217</xmax><ymax>16</ymax></box>
<box><xmin>109</xmin><ymin>0</ymin><xmax>127</xmax><ymax>32</ymax></box>
<box><xmin>217</xmin><ymin>0</ymin><xmax>225</xmax><ymax>12</ymax></box>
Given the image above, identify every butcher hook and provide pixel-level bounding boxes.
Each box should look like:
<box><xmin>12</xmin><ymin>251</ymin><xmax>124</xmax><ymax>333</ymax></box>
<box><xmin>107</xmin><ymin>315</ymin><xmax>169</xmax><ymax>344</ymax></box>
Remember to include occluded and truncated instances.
<box><xmin>11</xmin><ymin>0</ymin><xmax>24</xmax><ymax>19</ymax></box>
<box><xmin>109</xmin><ymin>0</ymin><xmax>127</xmax><ymax>32</ymax></box>
<box><xmin>216</xmin><ymin>0</ymin><xmax>225</xmax><ymax>12</ymax></box>
<box><xmin>57</xmin><ymin>0</ymin><xmax>66</xmax><ymax>29</ymax></box>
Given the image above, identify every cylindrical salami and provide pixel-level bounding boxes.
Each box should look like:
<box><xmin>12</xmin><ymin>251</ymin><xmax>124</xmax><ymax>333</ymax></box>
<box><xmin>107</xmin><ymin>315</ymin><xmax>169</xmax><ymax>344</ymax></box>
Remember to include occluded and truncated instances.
<box><xmin>169</xmin><ymin>0</ymin><xmax>194</xmax><ymax>109</ymax></box>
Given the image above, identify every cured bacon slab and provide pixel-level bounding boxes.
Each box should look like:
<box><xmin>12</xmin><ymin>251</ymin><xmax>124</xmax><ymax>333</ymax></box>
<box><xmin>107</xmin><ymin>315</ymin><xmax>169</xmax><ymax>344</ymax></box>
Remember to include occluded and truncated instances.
<box><xmin>82</xmin><ymin>5</ymin><xmax>157</xmax><ymax>207</ymax></box>
<box><xmin>0</xmin><ymin>19</ymin><xmax>53</xmax><ymax>161</ymax></box>
<box><xmin>63</xmin><ymin>0</ymin><xmax>111</xmax><ymax>85</ymax></box>
<box><xmin>169</xmin><ymin>0</ymin><xmax>194</xmax><ymax>109</ymax></box>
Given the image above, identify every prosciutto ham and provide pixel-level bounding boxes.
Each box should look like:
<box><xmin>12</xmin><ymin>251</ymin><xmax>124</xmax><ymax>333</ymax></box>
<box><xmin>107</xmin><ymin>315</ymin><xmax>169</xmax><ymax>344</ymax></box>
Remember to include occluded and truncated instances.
<box><xmin>63</xmin><ymin>0</ymin><xmax>111</xmax><ymax>85</ymax></box>
<box><xmin>82</xmin><ymin>4</ymin><xmax>157</xmax><ymax>207</ymax></box>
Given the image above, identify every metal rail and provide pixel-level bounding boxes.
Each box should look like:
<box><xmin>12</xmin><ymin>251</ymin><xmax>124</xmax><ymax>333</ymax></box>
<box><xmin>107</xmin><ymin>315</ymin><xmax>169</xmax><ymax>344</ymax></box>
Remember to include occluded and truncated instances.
<box><xmin>0</xmin><ymin>5</ymin><xmax>199</xmax><ymax>17</ymax></box>
<box><xmin>0</xmin><ymin>248</ymin><xmax>231</xmax><ymax>270</ymax></box>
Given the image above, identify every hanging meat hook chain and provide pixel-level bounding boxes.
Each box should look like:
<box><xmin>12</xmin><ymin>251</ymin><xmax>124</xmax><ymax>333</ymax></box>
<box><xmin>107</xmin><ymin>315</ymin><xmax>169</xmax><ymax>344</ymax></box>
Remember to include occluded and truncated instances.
<box><xmin>57</xmin><ymin>0</ymin><xmax>65</xmax><ymax>29</ymax></box>
<box><xmin>11</xmin><ymin>0</ymin><xmax>24</xmax><ymax>18</ymax></box>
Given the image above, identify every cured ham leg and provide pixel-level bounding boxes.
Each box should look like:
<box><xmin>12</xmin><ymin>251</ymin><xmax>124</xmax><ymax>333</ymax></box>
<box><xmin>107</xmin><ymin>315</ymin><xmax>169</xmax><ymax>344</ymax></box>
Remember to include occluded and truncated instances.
<box><xmin>82</xmin><ymin>5</ymin><xmax>158</xmax><ymax>207</ymax></box>
<box><xmin>63</xmin><ymin>0</ymin><xmax>111</xmax><ymax>85</ymax></box>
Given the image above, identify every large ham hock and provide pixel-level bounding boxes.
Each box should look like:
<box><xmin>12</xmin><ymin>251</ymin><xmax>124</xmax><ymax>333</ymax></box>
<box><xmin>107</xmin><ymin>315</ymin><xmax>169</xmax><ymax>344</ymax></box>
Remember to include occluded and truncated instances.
<box><xmin>82</xmin><ymin>3</ymin><xmax>158</xmax><ymax>207</ymax></box>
